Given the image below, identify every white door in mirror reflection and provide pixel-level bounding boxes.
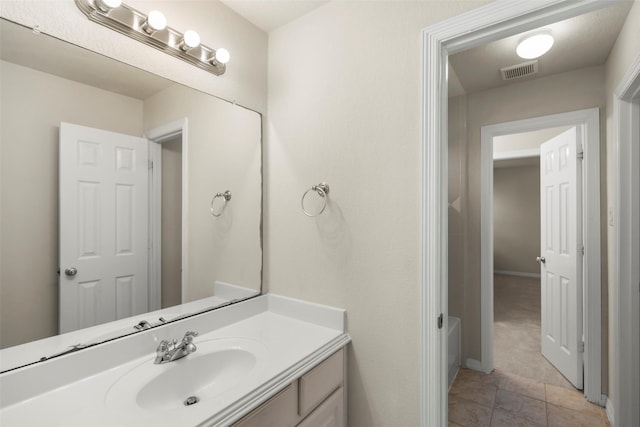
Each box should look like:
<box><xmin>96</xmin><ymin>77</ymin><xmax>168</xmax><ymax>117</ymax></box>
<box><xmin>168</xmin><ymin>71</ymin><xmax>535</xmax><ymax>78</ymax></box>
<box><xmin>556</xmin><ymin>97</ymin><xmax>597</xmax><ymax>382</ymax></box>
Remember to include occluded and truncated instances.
<box><xmin>540</xmin><ymin>127</ymin><xmax>583</xmax><ymax>389</ymax></box>
<box><xmin>59</xmin><ymin>122</ymin><xmax>149</xmax><ymax>334</ymax></box>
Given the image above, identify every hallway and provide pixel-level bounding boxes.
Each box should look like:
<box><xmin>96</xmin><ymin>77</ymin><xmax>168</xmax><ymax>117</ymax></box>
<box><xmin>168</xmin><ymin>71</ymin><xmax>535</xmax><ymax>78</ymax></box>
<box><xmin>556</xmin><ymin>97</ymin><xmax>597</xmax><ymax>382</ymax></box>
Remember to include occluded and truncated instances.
<box><xmin>447</xmin><ymin>274</ymin><xmax>608</xmax><ymax>426</ymax></box>
<box><xmin>493</xmin><ymin>274</ymin><xmax>574</xmax><ymax>390</ymax></box>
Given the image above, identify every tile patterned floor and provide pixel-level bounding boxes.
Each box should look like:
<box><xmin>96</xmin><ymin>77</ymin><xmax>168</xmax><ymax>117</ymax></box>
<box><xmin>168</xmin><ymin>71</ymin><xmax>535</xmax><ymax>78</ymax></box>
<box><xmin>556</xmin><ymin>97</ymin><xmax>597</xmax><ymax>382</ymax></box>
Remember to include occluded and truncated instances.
<box><xmin>448</xmin><ymin>368</ymin><xmax>610</xmax><ymax>427</ymax></box>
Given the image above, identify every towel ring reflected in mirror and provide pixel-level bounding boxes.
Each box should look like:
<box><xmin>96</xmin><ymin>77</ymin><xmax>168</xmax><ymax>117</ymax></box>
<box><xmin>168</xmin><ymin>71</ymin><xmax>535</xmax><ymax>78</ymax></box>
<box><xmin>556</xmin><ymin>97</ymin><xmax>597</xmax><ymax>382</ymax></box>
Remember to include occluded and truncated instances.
<box><xmin>210</xmin><ymin>190</ymin><xmax>232</xmax><ymax>217</ymax></box>
<box><xmin>301</xmin><ymin>182</ymin><xmax>330</xmax><ymax>217</ymax></box>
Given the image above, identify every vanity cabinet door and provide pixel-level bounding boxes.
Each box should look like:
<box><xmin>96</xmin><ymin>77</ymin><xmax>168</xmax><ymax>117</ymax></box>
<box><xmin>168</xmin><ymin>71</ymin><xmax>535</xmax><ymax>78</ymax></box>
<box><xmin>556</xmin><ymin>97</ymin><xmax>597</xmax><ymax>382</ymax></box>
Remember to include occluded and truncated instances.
<box><xmin>232</xmin><ymin>348</ymin><xmax>346</xmax><ymax>427</ymax></box>
<box><xmin>299</xmin><ymin>349</ymin><xmax>344</xmax><ymax>418</ymax></box>
<box><xmin>297</xmin><ymin>387</ymin><xmax>344</xmax><ymax>427</ymax></box>
<box><xmin>232</xmin><ymin>383</ymin><xmax>298</xmax><ymax>427</ymax></box>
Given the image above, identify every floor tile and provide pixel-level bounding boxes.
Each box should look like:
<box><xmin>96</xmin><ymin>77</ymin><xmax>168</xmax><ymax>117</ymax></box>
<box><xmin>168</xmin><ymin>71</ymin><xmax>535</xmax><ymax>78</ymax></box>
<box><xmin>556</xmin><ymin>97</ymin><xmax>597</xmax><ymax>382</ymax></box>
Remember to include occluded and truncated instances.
<box><xmin>449</xmin><ymin>395</ymin><xmax>493</xmax><ymax>427</ymax></box>
<box><xmin>547</xmin><ymin>402</ymin><xmax>607</xmax><ymax>427</ymax></box>
<box><xmin>455</xmin><ymin>368</ymin><xmax>499</xmax><ymax>387</ymax></box>
<box><xmin>544</xmin><ymin>384</ymin><xmax>604</xmax><ymax>418</ymax></box>
<box><xmin>495</xmin><ymin>370</ymin><xmax>546</xmax><ymax>401</ymax></box>
<box><xmin>490</xmin><ymin>407</ymin><xmax>546</xmax><ymax>427</ymax></box>
<box><xmin>449</xmin><ymin>376</ymin><xmax>498</xmax><ymax>408</ymax></box>
<box><xmin>493</xmin><ymin>389</ymin><xmax>546</xmax><ymax>425</ymax></box>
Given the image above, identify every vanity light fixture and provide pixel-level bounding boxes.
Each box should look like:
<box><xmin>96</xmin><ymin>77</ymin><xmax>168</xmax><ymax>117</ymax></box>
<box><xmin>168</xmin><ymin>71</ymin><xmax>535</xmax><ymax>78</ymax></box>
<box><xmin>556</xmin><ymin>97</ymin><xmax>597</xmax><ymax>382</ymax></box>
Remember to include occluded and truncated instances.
<box><xmin>179</xmin><ymin>30</ymin><xmax>201</xmax><ymax>52</ymax></box>
<box><xmin>516</xmin><ymin>30</ymin><xmax>554</xmax><ymax>60</ymax></box>
<box><xmin>141</xmin><ymin>10</ymin><xmax>167</xmax><ymax>35</ymax></box>
<box><xmin>95</xmin><ymin>0</ymin><xmax>121</xmax><ymax>13</ymax></box>
<box><xmin>210</xmin><ymin>48</ymin><xmax>231</xmax><ymax>65</ymax></box>
<box><xmin>74</xmin><ymin>0</ymin><xmax>229</xmax><ymax>76</ymax></box>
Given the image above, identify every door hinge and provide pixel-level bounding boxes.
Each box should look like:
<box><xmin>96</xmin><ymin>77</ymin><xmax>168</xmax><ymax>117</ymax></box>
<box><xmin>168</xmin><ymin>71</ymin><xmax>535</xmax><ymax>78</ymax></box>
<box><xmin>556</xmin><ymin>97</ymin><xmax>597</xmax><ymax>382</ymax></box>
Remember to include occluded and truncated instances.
<box><xmin>577</xmin><ymin>151</ymin><xmax>584</xmax><ymax>160</ymax></box>
<box><xmin>581</xmin><ymin>245</ymin><xmax>585</xmax><ymax>256</ymax></box>
<box><xmin>578</xmin><ymin>341</ymin><xmax>585</xmax><ymax>353</ymax></box>
<box><xmin>437</xmin><ymin>313</ymin><xmax>444</xmax><ymax>329</ymax></box>
<box><xmin>148</xmin><ymin>160</ymin><xmax>154</xmax><ymax>170</ymax></box>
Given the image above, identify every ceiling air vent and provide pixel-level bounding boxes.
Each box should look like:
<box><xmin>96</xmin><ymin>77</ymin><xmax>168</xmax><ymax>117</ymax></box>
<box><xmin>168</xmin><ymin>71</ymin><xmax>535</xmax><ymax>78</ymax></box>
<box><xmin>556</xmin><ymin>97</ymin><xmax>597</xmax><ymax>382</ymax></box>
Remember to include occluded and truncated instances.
<box><xmin>500</xmin><ymin>60</ymin><xmax>538</xmax><ymax>81</ymax></box>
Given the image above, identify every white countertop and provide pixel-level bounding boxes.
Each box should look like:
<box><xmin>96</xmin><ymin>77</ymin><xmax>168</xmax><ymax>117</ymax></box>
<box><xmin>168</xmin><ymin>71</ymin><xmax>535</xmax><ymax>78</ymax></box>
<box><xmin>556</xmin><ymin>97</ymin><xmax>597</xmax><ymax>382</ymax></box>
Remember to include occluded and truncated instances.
<box><xmin>0</xmin><ymin>294</ymin><xmax>350</xmax><ymax>427</ymax></box>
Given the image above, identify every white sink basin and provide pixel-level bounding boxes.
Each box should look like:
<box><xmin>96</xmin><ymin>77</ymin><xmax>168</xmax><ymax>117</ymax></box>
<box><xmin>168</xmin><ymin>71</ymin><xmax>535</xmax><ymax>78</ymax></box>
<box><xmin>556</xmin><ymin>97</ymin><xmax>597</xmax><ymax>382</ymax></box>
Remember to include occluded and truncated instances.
<box><xmin>105</xmin><ymin>338</ymin><xmax>266</xmax><ymax>412</ymax></box>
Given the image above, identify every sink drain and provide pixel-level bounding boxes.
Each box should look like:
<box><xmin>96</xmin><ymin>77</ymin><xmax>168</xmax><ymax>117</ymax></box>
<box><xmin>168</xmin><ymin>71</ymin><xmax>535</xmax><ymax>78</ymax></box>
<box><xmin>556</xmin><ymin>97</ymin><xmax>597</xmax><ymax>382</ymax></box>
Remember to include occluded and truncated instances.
<box><xmin>184</xmin><ymin>396</ymin><xmax>200</xmax><ymax>406</ymax></box>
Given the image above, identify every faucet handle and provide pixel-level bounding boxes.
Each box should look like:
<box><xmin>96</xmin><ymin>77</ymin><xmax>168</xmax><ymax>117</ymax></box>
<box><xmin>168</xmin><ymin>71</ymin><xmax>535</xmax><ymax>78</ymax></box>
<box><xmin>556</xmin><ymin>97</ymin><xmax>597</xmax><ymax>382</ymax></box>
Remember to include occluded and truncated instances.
<box><xmin>182</xmin><ymin>331</ymin><xmax>198</xmax><ymax>343</ymax></box>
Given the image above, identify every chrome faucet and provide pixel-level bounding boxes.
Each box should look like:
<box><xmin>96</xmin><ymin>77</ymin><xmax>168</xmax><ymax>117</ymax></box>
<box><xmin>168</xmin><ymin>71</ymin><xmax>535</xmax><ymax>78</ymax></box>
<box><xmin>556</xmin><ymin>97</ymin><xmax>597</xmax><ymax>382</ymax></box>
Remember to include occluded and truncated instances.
<box><xmin>154</xmin><ymin>331</ymin><xmax>198</xmax><ymax>364</ymax></box>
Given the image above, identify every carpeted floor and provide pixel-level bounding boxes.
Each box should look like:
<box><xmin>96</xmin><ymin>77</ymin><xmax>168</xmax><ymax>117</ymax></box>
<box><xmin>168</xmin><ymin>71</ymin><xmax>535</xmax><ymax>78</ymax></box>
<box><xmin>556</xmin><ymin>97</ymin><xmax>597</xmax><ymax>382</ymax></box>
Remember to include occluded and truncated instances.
<box><xmin>493</xmin><ymin>273</ymin><xmax>576</xmax><ymax>390</ymax></box>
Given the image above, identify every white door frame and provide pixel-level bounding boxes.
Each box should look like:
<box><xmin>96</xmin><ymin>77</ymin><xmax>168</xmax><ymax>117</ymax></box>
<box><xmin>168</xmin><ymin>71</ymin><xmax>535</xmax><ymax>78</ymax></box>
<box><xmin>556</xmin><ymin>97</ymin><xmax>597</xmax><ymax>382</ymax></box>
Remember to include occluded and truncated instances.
<box><xmin>480</xmin><ymin>108</ymin><xmax>602</xmax><ymax>404</ymax></box>
<box><xmin>145</xmin><ymin>118</ymin><xmax>189</xmax><ymax>309</ymax></box>
<box><xmin>420</xmin><ymin>0</ymin><xmax>615</xmax><ymax>425</ymax></box>
<box><xmin>612</xmin><ymin>54</ymin><xmax>640</xmax><ymax>427</ymax></box>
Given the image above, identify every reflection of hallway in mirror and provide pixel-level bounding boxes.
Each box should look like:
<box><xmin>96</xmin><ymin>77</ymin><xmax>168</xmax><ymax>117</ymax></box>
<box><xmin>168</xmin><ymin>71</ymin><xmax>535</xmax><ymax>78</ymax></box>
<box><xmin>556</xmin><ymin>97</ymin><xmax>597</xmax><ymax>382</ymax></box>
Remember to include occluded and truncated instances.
<box><xmin>493</xmin><ymin>273</ymin><xmax>573</xmax><ymax>390</ymax></box>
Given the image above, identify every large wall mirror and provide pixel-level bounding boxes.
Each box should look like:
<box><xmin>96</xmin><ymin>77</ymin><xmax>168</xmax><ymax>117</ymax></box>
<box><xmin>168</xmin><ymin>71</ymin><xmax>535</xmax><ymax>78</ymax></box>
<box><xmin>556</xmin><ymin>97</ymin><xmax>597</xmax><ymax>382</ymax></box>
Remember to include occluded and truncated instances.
<box><xmin>0</xmin><ymin>18</ymin><xmax>262</xmax><ymax>371</ymax></box>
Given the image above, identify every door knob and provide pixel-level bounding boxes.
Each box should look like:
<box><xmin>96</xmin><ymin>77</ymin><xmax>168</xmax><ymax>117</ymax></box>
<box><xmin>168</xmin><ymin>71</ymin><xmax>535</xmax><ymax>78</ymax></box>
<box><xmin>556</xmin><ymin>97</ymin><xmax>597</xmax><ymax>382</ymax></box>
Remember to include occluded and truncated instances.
<box><xmin>64</xmin><ymin>267</ymin><xmax>78</xmax><ymax>277</ymax></box>
<box><xmin>536</xmin><ymin>256</ymin><xmax>546</xmax><ymax>264</ymax></box>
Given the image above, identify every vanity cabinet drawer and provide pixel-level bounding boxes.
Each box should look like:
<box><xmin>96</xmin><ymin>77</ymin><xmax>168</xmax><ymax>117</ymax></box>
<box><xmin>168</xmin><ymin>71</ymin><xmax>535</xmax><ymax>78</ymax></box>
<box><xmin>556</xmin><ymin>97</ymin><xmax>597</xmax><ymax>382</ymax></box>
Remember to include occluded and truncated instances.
<box><xmin>297</xmin><ymin>387</ymin><xmax>344</xmax><ymax>427</ymax></box>
<box><xmin>299</xmin><ymin>348</ymin><xmax>344</xmax><ymax>417</ymax></box>
<box><xmin>233</xmin><ymin>383</ymin><xmax>298</xmax><ymax>427</ymax></box>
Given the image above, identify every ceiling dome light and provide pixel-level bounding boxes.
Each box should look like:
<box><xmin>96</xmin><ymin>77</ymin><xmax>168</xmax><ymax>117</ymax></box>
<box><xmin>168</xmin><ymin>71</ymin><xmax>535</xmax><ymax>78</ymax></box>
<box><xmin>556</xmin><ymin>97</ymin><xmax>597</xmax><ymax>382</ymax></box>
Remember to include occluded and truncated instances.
<box><xmin>516</xmin><ymin>31</ymin><xmax>554</xmax><ymax>59</ymax></box>
<box><xmin>142</xmin><ymin>10</ymin><xmax>167</xmax><ymax>34</ymax></box>
<box><xmin>213</xmin><ymin>48</ymin><xmax>230</xmax><ymax>64</ymax></box>
<box><xmin>95</xmin><ymin>0</ymin><xmax>121</xmax><ymax>12</ymax></box>
<box><xmin>180</xmin><ymin>30</ymin><xmax>201</xmax><ymax>51</ymax></box>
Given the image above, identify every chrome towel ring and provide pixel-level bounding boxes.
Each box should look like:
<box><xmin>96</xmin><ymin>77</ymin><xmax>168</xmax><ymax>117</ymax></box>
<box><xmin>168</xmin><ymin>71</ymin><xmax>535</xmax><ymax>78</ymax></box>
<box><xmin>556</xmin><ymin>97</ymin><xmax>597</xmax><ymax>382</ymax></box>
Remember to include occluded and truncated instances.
<box><xmin>301</xmin><ymin>182</ymin><xmax>330</xmax><ymax>217</ymax></box>
<box><xmin>210</xmin><ymin>190</ymin><xmax>232</xmax><ymax>217</ymax></box>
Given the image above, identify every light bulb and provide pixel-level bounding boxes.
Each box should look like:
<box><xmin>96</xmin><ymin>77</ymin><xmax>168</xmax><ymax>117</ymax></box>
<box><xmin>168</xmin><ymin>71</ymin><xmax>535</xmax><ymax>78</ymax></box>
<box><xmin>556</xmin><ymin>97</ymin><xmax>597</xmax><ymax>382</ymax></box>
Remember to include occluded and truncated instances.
<box><xmin>143</xmin><ymin>10</ymin><xmax>167</xmax><ymax>34</ymax></box>
<box><xmin>180</xmin><ymin>30</ymin><xmax>201</xmax><ymax>50</ymax></box>
<box><xmin>95</xmin><ymin>0</ymin><xmax>122</xmax><ymax>12</ymax></box>
<box><xmin>214</xmin><ymin>48</ymin><xmax>230</xmax><ymax>64</ymax></box>
<box><xmin>516</xmin><ymin>32</ymin><xmax>554</xmax><ymax>59</ymax></box>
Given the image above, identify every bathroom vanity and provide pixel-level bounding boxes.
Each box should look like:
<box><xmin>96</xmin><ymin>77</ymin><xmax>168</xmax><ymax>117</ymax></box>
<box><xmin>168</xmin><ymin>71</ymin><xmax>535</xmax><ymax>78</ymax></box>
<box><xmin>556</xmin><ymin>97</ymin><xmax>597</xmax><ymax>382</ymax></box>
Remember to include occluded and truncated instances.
<box><xmin>0</xmin><ymin>295</ymin><xmax>350</xmax><ymax>426</ymax></box>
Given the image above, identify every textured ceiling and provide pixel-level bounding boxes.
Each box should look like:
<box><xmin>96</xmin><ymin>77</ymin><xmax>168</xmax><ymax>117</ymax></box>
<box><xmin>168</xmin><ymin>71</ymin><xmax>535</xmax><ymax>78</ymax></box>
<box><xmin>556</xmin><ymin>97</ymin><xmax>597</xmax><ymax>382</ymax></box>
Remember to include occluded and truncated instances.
<box><xmin>449</xmin><ymin>1</ymin><xmax>633</xmax><ymax>95</ymax></box>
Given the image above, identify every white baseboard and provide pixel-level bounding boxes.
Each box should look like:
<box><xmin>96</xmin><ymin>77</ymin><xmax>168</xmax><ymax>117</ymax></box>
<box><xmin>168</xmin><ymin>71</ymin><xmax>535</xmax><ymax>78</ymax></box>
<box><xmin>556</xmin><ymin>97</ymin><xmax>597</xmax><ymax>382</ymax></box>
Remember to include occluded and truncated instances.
<box><xmin>606</xmin><ymin>398</ymin><xmax>615</xmax><ymax>426</ymax></box>
<box><xmin>495</xmin><ymin>270</ymin><xmax>541</xmax><ymax>279</ymax></box>
<box><xmin>465</xmin><ymin>358</ymin><xmax>483</xmax><ymax>372</ymax></box>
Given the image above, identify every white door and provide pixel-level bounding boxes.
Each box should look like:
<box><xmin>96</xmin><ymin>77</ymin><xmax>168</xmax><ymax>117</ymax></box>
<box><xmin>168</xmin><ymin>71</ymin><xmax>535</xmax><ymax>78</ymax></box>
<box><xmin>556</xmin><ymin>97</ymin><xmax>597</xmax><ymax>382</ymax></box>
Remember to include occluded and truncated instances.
<box><xmin>59</xmin><ymin>122</ymin><xmax>149</xmax><ymax>333</ymax></box>
<box><xmin>539</xmin><ymin>127</ymin><xmax>583</xmax><ymax>389</ymax></box>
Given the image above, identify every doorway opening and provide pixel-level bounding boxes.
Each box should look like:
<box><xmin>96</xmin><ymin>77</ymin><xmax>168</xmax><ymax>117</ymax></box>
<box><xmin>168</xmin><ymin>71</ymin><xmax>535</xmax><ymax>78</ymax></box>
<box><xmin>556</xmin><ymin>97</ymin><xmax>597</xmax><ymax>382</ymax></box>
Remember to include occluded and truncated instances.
<box><xmin>492</xmin><ymin>125</ymin><xmax>579</xmax><ymax>391</ymax></box>
<box><xmin>146</xmin><ymin>118</ymin><xmax>189</xmax><ymax>311</ymax></box>
<box><xmin>479</xmin><ymin>109</ymin><xmax>602</xmax><ymax>402</ymax></box>
<box><xmin>420</xmin><ymin>1</ymin><xmax>627</xmax><ymax>425</ymax></box>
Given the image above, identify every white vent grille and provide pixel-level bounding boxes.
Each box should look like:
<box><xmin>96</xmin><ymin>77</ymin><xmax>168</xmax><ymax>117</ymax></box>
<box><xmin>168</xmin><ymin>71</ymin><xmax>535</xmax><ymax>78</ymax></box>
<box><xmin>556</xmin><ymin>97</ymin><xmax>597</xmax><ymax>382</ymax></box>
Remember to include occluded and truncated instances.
<box><xmin>500</xmin><ymin>60</ymin><xmax>539</xmax><ymax>81</ymax></box>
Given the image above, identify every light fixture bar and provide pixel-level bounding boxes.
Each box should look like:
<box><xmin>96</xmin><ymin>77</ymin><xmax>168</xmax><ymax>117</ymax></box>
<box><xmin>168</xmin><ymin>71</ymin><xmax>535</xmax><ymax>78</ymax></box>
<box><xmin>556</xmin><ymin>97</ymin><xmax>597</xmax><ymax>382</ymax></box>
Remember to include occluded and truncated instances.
<box><xmin>75</xmin><ymin>0</ymin><xmax>227</xmax><ymax>76</ymax></box>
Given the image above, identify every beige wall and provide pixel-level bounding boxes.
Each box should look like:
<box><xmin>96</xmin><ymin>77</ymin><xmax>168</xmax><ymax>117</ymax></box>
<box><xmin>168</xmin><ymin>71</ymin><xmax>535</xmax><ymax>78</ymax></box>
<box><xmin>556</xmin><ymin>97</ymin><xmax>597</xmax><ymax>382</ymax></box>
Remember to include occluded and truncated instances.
<box><xmin>0</xmin><ymin>61</ymin><xmax>144</xmax><ymax>348</ymax></box>
<box><xmin>143</xmin><ymin>85</ymin><xmax>262</xmax><ymax>301</ymax></box>
<box><xmin>462</xmin><ymin>65</ymin><xmax>608</xmax><ymax>367</ymax></box>
<box><xmin>161</xmin><ymin>137</ymin><xmax>183</xmax><ymax>308</ymax></box>
<box><xmin>493</xmin><ymin>163</ymin><xmax>541</xmax><ymax>274</ymax></box>
<box><xmin>449</xmin><ymin>94</ymin><xmax>468</xmax><ymax>321</ymax></box>
<box><xmin>0</xmin><ymin>0</ymin><xmax>268</xmax><ymax>112</ymax></box>
<box><xmin>267</xmin><ymin>2</ymin><xmax>490</xmax><ymax>425</ymax></box>
<box><xmin>604</xmin><ymin>0</ymin><xmax>640</xmax><ymax>413</ymax></box>
<box><xmin>493</xmin><ymin>126</ymin><xmax>571</xmax><ymax>154</ymax></box>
